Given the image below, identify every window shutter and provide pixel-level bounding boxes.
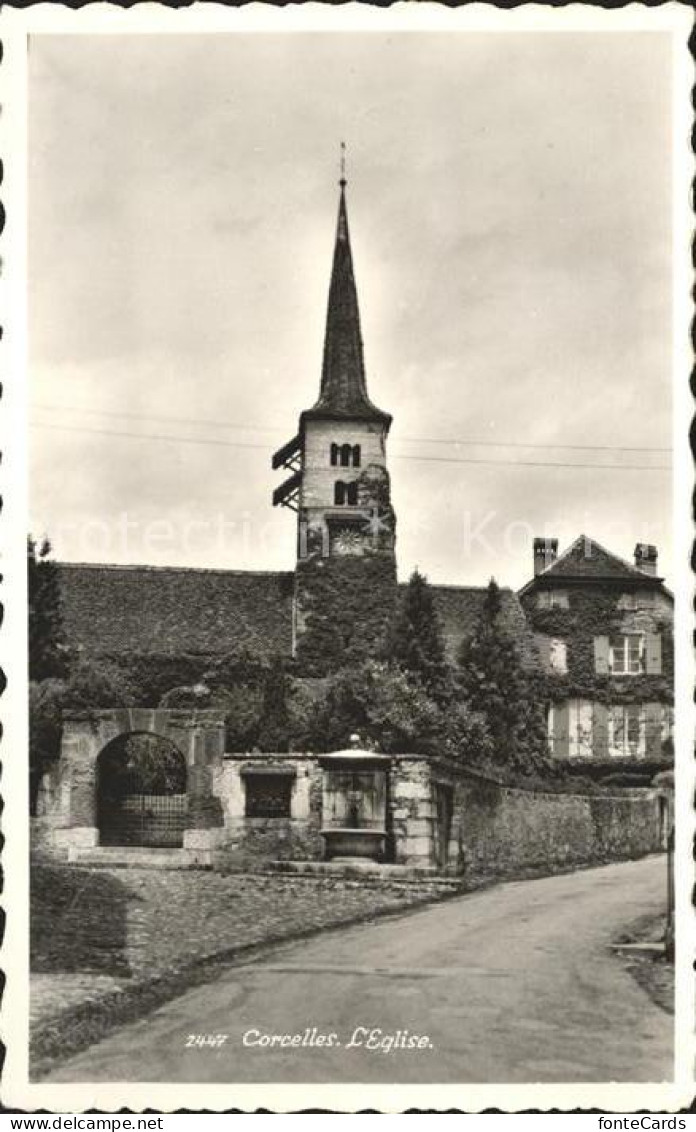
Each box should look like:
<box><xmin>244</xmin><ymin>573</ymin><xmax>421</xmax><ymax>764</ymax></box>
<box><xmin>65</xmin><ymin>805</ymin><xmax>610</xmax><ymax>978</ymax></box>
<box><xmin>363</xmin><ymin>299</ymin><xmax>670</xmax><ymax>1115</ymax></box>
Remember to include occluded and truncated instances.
<box><xmin>592</xmin><ymin>702</ymin><xmax>609</xmax><ymax>758</ymax></box>
<box><xmin>550</xmin><ymin>639</ymin><xmax>567</xmax><ymax>673</ymax></box>
<box><xmin>537</xmin><ymin>636</ymin><xmax>552</xmax><ymax>670</ymax></box>
<box><xmin>644</xmin><ymin>702</ymin><xmax>662</xmax><ymax>758</ymax></box>
<box><xmin>553</xmin><ymin>702</ymin><xmax>570</xmax><ymax>759</ymax></box>
<box><xmin>645</xmin><ymin>633</ymin><xmax>662</xmax><ymax>675</ymax></box>
<box><xmin>594</xmin><ymin>636</ymin><xmax>610</xmax><ymax>675</ymax></box>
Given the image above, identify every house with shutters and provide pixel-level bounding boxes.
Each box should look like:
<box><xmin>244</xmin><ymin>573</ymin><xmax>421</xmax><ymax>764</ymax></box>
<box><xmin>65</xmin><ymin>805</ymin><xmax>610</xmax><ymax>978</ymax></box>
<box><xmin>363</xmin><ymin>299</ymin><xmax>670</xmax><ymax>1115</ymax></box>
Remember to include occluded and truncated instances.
<box><xmin>519</xmin><ymin>535</ymin><xmax>673</xmax><ymax>764</ymax></box>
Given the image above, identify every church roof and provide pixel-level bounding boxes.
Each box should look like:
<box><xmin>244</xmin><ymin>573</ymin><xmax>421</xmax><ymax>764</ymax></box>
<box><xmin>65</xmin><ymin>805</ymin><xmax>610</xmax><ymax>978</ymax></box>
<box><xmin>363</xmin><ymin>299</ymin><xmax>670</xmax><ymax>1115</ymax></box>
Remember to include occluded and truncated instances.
<box><xmin>55</xmin><ymin>562</ymin><xmax>537</xmax><ymax>669</ymax></box>
<box><xmin>302</xmin><ymin>182</ymin><xmax>391</xmax><ymax>429</ymax></box>
<box><xmin>429</xmin><ymin>584</ymin><xmax>539</xmax><ymax>668</ymax></box>
<box><xmin>56</xmin><ymin>562</ymin><xmax>295</xmax><ymax>659</ymax></box>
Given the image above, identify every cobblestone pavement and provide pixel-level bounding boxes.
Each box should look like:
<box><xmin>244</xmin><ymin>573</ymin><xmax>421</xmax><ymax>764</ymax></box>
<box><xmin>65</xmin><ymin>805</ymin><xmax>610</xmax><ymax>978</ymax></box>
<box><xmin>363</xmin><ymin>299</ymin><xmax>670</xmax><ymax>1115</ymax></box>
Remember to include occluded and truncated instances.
<box><xmin>31</xmin><ymin>865</ymin><xmax>456</xmax><ymax>1030</ymax></box>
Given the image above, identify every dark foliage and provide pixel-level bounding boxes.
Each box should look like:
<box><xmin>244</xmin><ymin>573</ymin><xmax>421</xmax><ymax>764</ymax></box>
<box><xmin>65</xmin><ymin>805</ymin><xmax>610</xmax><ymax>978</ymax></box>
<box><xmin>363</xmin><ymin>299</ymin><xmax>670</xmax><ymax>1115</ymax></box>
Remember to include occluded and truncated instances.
<box><xmin>388</xmin><ymin>569</ymin><xmax>451</xmax><ymax>701</ymax></box>
<box><xmin>257</xmin><ymin>656</ymin><xmax>291</xmax><ymax>753</ymax></box>
<box><xmin>99</xmin><ymin>733</ymin><xmax>187</xmax><ymax>795</ymax></box>
<box><xmin>295</xmin><ymin>555</ymin><xmax>397</xmax><ymax>675</ymax></box>
<box><xmin>28</xmin><ymin>536</ymin><xmax>68</xmax><ymax>682</ymax></box>
<box><xmin>457</xmin><ymin>578</ymin><xmax>549</xmax><ymax>774</ymax></box>
<box><xmin>521</xmin><ymin>584</ymin><xmax>674</xmax><ymax>705</ymax></box>
<box><xmin>289</xmin><ymin>660</ymin><xmax>442</xmax><ymax>754</ymax></box>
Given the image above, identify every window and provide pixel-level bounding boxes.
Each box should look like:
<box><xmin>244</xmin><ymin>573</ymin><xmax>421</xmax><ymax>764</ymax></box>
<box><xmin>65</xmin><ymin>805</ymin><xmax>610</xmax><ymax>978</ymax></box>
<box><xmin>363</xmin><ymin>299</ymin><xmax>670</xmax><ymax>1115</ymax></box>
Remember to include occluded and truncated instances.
<box><xmin>245</xmin><ymin>774</ymin><xmax>293</xmax><ymax>818</ymax></box>
<box><xmin>335</xmin><ymin>480</ymin><xmax>358</xmax><ymax>506</ymax></box>
<box><xmin>537</xmin><ymin>590</ymin><xmax>569</xmax><ymax>609</ymax></box>
<box><xmin>548</xmin><ymin>638</ymin><xmax>567</xmax><ymax>673</ymax></box>
<box><xmin>609</xmin><ymin>705</ymin><xmax>644</xmax><ymax>758</ymax></box>
<box><xmin>548</xmin><ymin>699</ymin><xmax>592</xmax><ymax>758</ymax></box>
<box><xmin>331</xmin><ymin>443</ymin><xmax>361</xmax><ymax>468</ymax></box>
<box><xmin>609</xmin><ymin>634</ymin><xmax>644</xmax><ymax>675</ymax></box>
<box><xmin>620</xmin><ymin>591</ymin><xmax>654</xmax><ymax>611</ymax></box>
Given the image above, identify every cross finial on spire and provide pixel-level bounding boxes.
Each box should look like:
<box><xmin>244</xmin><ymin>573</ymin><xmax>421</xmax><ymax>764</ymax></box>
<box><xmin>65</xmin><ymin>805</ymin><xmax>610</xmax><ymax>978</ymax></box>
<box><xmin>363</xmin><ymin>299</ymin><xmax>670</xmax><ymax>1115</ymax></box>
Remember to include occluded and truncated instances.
<box><xmin>339</xmin><ymin>141</ymin><xmax>347</xmax><ymax>189</ymax></box>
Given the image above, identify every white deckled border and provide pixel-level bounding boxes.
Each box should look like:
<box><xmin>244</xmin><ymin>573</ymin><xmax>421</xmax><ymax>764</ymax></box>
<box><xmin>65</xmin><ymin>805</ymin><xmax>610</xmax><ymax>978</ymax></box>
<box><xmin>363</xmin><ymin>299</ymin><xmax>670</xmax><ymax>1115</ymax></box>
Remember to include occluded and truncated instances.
<box><xmin>0</xmin><ymin>0</ymin><xmax>693</xmax><ymax>1114</ymax></box>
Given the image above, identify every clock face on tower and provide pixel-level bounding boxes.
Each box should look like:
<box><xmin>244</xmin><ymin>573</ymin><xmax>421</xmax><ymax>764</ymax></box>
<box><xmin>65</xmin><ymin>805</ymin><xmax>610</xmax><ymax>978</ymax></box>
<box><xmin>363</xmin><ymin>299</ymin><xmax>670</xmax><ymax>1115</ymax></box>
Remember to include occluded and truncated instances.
<box><xmin>331</xmin><ymin>526</ymin><xmax>365</xmax><ymax>557</ymax></box>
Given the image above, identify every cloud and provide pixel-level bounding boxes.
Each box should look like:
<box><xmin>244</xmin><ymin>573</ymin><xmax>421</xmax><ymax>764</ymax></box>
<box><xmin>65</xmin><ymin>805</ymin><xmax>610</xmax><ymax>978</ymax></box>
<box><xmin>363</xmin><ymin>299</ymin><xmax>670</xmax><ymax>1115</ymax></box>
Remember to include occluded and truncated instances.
<box><xmin>29</xmin><ymin>31</ymin><xmax>673</xmax><ymax>588</ymax></box>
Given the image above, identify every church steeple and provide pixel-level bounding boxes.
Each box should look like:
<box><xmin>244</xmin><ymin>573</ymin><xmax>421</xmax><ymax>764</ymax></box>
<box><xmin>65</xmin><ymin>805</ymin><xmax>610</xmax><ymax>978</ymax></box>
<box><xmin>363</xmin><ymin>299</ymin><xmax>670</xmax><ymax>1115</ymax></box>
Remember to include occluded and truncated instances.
<box><xmin>302</xmin><ymin>178</ymin><xmax>391</xmax><ymax>429</ymax></box>
<box><xmin>272</xmin><ymin>162</ymin><xmax>397</xmax><ymax>659</ymax></box>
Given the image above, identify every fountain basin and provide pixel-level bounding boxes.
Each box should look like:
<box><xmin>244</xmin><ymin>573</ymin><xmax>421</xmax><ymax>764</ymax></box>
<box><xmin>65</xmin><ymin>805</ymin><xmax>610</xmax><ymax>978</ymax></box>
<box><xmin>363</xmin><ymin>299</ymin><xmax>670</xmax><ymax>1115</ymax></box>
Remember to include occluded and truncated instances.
<box><xmin>321</xmin><ymin>827</ymin><xmax>386</xmax><ymax>862</ymax></box>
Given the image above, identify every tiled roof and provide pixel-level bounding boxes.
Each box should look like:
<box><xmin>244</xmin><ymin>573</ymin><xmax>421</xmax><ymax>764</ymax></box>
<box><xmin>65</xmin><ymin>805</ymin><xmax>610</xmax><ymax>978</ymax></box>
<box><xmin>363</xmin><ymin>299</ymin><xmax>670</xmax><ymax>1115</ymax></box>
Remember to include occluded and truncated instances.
<box><xmin>56</xmin><ymin>563</ymin><xmax>295</xmax><ymax>659</ymax></box>
<box><xmin>426</xmin><ymin>584</ymin><xmax>539</xmax><ymax>668</ymax></box>
<box><xmin>528</xmin><ymin>535</ymin><xmax>662</xmax><ymax>584</ymax></box>
<box><xmin>56</xmin><ymin>563</ymin><xmax>538</xmax><ymax>669</ymax></box>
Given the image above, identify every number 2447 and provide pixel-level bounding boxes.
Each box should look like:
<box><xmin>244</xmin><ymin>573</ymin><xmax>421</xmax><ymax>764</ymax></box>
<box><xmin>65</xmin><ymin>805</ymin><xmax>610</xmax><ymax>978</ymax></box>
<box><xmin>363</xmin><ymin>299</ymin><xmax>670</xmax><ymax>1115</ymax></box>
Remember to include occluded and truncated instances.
<box><xmin>185</xmin><ymin>1034</ymin><xmax>229</xmax><ymax>1048</ymax></box>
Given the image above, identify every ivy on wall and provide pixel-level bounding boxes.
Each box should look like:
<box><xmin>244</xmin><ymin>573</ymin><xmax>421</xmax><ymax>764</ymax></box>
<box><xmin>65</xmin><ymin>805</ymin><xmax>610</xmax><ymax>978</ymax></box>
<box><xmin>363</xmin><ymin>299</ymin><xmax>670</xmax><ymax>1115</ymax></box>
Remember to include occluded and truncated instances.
<box><xmin>295</xmin><ymin>554</ymin><xmax>398</xmax><ymax>675</ymax></box>
<box><xmin>521</xmin><ymin>585</ymin><xmax>674</xmax><ymax>706</ymax></box>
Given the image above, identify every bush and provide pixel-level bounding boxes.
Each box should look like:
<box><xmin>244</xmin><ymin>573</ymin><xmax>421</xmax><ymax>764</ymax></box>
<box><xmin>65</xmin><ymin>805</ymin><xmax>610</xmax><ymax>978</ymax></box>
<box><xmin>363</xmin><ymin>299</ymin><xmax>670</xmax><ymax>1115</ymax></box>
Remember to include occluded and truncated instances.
<box><xmin>441</xmin><ymin>702</ymin><xmax>494</xmax><ymax>767</ymax></box>
<box><xmin>62</xmin><ymin>658</ymin><xmax>136</xmax><ymax>711</ymax></box>
<box><xmin>158</xmin><ymin>684</ymin><xmax>212</xmax><ymax>710</ymax></box>
<box><xmin>257</xmin><ymin>657</ymin><xmax>291</xmax><ymax>753</ymax></box>
<box><xmin>290</xmin><ymin>660</ymin><xmax>442</xmax><ymax>754</ymax></box>
<box><xmin>29</xmin><ymin>679</ymin><xmax>65</xmax><ymax>812</ymax></box>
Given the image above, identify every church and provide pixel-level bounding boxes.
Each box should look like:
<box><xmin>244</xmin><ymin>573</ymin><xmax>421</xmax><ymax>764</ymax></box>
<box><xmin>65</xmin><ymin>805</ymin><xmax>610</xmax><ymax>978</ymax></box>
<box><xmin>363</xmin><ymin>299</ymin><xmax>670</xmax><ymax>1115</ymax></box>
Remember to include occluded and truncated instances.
<box><xmin>38</xmin><ymin>176</ymin><xmax>672</xmax><ymax>872</ymax></box>
<box><xmin>55</xmin><ymin>176</ymin><xmax>535</xmax><ymax>670</ymax></box>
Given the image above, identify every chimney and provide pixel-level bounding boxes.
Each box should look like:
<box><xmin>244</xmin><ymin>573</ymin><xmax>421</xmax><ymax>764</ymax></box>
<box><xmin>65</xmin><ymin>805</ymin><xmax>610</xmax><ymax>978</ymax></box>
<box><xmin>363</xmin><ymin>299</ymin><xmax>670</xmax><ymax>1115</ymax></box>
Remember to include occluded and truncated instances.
<box><xmin>534</xmin><ymin>537</ymin><xmax>558</xmax><ymax>576</ymax></box>
<box><xmin>634</xmin><ymin>543</ymin><xmax>658</xmax><ymax>576</ymax></box>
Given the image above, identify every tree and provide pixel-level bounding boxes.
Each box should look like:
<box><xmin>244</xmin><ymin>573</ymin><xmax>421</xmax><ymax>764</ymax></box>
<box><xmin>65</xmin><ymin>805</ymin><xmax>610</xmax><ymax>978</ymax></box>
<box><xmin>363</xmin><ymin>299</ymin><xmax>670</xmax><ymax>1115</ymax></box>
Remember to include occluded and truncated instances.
<box><xmin>257</xmin><ymin>656</ymin><xmax>291</xmax><ymax>752</ymax></box>
<box><xmin>388</xmin><ymin>569</ymin><xmax>451</xmax><ymax>700</ymax></box>
<box><xmin>29</xmin><ymin>678</ymin><xmax>64</xmax><ymax>814</ymax></box>
<box><xmin>291</xmin><ymin>660</ymin><xmax>442</xmax><ymax>754</ymax></box>
<box><xmin>202</xmin><ymin>649</ymin><xmax>267</xmax><ymax>752</ymax></box>
<box><xmin>457</xmin><ymin>578</ymin><xmax>548</xmax><ymax>775</ymax></box>
<box><xmin>28</xmin><ymin>535</ymin><xmax>68</xmax><ymax>682</ymax></box>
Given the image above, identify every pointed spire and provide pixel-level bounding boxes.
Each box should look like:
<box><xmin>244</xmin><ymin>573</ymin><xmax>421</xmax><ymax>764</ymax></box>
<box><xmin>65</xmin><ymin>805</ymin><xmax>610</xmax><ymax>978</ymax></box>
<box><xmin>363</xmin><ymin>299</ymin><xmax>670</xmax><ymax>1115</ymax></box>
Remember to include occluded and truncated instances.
<box><xmin>302</xmin><ymin>165</ymin><xmax>391</xmax><ymax>429</ymax></box>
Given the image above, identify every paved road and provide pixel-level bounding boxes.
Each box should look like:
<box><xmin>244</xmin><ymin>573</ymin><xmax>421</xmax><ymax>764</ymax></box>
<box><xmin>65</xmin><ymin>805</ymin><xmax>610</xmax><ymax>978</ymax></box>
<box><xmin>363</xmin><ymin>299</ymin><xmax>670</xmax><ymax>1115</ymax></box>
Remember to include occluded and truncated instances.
<box><xmin>46</xmin><ymin>857</ymin><xmax>672</xmax><ymax>1084</ymax></box>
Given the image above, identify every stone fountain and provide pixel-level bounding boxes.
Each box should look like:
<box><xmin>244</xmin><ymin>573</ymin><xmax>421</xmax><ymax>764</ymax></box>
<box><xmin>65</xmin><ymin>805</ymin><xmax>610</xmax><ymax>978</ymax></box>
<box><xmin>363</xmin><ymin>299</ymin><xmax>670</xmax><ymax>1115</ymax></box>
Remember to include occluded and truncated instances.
<box><xmin>320</xmin><ymin>736</ymin><xmax>390</xmax><ymax>863</ymax></box>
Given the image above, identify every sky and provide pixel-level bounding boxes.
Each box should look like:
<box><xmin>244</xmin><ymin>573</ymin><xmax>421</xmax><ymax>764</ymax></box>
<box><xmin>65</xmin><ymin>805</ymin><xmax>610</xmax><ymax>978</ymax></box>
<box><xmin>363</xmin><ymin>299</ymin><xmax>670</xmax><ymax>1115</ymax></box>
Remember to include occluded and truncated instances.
<box><xmin>29</xmin><ymin>31</ymin><xmax>674</xmax><ymax>589</ymax></box>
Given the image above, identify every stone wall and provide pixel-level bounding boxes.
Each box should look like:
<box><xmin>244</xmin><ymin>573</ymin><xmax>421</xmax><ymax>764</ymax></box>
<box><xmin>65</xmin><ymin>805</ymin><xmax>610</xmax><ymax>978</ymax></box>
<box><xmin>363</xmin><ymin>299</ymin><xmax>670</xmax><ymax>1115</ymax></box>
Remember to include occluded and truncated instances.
<box><xmin>216</xmin><ymin>755</ymin><xmax>324</xmax><ymax>864</ymax></box>
<box><xmin>390</xmin><ymin>756</ymin><xmax>442</xmax><ymax>867</ymax></box>
<box><xmin>454</xmin><ymin>771</ymin><xmax>662</xmax><ymax>876</ymax></box>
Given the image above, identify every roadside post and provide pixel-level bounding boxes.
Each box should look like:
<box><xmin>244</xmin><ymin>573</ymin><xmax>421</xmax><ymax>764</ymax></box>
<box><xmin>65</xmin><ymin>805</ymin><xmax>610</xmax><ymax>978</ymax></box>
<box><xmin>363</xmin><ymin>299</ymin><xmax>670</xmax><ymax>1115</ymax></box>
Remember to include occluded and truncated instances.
<box><xmin>652</xmin><ymin>768</ymin><xmax>675</xmax><ymax>962</ymax></box>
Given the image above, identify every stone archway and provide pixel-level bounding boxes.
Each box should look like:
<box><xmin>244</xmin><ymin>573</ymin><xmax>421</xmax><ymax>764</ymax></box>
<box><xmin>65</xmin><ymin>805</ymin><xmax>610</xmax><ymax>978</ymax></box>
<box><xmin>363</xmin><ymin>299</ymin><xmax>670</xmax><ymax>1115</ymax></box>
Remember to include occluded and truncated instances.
<box><xmin>53</xmin><ymin>708</ymin><xmax>226</xmax><ymax>853</ymax></box>
<box><xmin>96</xmin><ymin>733</ymin><xmax>188</xmax><ymax>848</ymax></box>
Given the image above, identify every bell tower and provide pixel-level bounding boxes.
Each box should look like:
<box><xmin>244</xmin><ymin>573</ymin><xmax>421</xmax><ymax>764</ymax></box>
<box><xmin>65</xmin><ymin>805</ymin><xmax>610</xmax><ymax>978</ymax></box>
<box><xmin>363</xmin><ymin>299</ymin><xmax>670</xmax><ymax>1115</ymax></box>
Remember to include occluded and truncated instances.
<box><xmin>272</xmin><ymin>162</ymin><xmax>397</xmax><ymax>664</ymax></box>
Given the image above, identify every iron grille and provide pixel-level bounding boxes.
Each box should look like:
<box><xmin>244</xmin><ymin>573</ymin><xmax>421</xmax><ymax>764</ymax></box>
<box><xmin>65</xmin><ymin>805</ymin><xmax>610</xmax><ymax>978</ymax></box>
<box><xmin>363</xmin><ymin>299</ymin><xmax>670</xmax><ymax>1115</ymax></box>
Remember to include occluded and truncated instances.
<box><xmin>99</xmin><ymin>793</ymin><xmax>188</xmax><ymax>848</ymax></box>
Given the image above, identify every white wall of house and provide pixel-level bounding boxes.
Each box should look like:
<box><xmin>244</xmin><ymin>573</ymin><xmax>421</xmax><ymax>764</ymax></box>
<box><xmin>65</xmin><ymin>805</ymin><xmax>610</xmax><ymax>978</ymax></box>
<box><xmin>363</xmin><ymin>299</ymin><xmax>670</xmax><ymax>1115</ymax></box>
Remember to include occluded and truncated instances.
<box><xmin>548</xmin><ymin>700</ymin><xmax>671</xmax><ymax>760</ymax></box>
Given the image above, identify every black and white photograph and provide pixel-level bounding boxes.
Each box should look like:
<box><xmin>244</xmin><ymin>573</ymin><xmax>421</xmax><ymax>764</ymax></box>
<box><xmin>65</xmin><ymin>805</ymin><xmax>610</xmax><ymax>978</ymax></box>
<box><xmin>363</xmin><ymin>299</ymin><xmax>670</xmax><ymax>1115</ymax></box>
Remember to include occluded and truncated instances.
<box><xmin>1</xmin><ymin>1</ymin><xmax>692</xmax><ymax>1115</ymax></box>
